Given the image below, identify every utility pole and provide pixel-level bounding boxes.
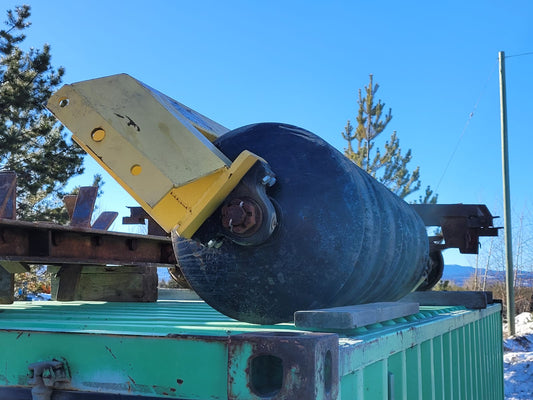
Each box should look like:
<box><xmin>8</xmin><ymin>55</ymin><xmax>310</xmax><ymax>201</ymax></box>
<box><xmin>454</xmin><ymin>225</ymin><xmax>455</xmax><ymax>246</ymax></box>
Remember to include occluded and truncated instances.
<box><xmin>499</xmin><ymin>51</ymin><xmax>515</xmax><ymax>336</ymax></box>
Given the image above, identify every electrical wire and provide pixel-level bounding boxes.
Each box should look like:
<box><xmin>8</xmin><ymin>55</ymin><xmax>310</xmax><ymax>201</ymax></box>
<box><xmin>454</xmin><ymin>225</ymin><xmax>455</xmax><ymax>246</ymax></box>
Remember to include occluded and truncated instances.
<box><xmin>435</xmin><ymin>51</ymin><xmax>533</xmax><ymax>192</ymax></box>
<box><xmin>434</xmin><ymin>61</ymin><xmax>499</xmax><ymax>193</ymax></box>
<box><xmin>505</xmin><ymin>51</ymin><xmax>533</xmax><ymax>58</ymax></box>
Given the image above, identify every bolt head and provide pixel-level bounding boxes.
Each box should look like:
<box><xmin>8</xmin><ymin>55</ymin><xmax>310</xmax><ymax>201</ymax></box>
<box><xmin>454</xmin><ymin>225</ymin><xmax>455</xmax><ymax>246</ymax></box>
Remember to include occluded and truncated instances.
<box><xmin>261</xmin><ymin>175</ymin><xmax>276</xmax><ymax>187</ymax></box>
<box><xmin>221</xmin><ymin>198</ymin><xmax>261</xmax><ymax>234</ymax></box>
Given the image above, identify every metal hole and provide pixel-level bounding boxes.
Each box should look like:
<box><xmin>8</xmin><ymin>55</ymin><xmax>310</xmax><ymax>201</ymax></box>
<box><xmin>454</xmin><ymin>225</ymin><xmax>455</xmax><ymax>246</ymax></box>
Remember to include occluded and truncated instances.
<box><xmin>324</xmin><ymin>350</ymin><xmax>332</xmax><ymax>394</ymax></box>
<box><xmin>250</xmin><ymin>355</ymin><xmax>283</xmax><ymax>397</ymax></box>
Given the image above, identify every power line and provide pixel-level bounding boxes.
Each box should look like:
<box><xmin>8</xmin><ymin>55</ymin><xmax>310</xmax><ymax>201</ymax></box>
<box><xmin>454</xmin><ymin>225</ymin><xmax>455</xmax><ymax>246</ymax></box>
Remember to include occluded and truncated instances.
<box><xmin>434</xmin><ymin>61</ymin><xmax>498</xmax><ymax>193</ymax></box>
<box><xmin>435</xmin><ymin>51</ymin><xmax>532</xmax><ymax>192</ymax></box>
<box><xmin>505</xmin><ymin>51</ymin><xmax>533</xmax><ymax>58</ymax></box>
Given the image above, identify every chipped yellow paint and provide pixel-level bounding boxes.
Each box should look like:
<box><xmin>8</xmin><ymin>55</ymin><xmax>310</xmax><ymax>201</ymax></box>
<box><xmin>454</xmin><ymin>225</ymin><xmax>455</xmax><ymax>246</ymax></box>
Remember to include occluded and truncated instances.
<box><xmin>48</xmin><ymin>74</ymin><xmax>260</xmax><ymax>237</ymax></box>
<box><xmin>151</xmin><ymin>150</ymin><xmax>261</xmax><ymax>236</ymax></box>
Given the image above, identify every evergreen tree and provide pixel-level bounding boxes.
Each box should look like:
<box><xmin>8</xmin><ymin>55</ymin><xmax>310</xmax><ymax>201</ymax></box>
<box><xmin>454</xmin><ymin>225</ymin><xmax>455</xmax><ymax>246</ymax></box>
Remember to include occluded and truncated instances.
<box><xmin>0</xmin><ymin>5</ymin><xmax>85</xmax><ymax>222</ymax></box>
<box><xmin>342</xmin><ymin>75</ymin><xmax>437</xmax><ymax>203</ymax></box>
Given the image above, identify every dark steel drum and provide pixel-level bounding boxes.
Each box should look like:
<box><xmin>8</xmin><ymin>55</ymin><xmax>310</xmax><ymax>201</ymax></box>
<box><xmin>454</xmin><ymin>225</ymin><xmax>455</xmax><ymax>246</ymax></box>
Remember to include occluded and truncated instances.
<box><xmin>173</xmin><ymin>123</ymin><xmax>429</xmax><ymax>324</ymax></box>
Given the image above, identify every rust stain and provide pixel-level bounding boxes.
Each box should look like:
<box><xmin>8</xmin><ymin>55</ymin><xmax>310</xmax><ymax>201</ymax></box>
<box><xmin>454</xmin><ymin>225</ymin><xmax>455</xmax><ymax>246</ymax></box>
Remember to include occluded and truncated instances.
<box><xmin>105</xmin><ymin>345</ymin><xmax>117</xmax><ymax>359</ymax></box>
<box><xmin>169</xmin><ymin>190</ymin><xmax>192</xmax><ymax>212</ymax></box>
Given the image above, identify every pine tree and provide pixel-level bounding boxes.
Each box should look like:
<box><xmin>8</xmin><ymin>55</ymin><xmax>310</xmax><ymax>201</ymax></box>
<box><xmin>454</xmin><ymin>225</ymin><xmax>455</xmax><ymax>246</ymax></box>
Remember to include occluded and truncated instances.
<box><xmin>343</xmin><ymin>75</ymin><xmax>437</xmax><ymax>203</ymax></box>
<box><xmin>0</xmin><ymin>5</ymin><xmax>85</xmax><ymax>223</ymax></box>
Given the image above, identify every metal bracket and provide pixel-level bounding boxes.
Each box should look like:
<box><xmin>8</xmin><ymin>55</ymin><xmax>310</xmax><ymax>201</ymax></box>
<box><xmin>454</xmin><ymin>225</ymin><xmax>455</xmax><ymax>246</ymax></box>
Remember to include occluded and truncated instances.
<box><xmin>28</xmin><ymin>359</ymin><xmax>70</xmax><ymax>400</ymax></box>
<box><xmin>219</xmin><ymin>161</ymin><xmax>278</xmax><ymax>246</ymax></box>
<box><xmin>411</xmin><ymin>204</ymin><xmax>500</xmax><ymax>254</ymax></box>
<box><xmin>227</xmin><ymin>332</ymin><xmax>338</xmax><ymax>400</ymax></box>
<box><xmin>411</xmin><ymin>204</ymin><xmax>500</xmax><ymax>290</ymax></box>
<box><xmin>122</xmin><ymin>206</ymin><xmax>167</xmax><ymax>236</ymax></box>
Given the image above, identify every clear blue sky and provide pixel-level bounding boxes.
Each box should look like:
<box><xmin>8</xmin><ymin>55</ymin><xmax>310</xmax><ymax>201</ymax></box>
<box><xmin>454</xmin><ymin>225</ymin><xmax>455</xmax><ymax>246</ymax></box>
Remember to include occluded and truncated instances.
<box><xmin>18</xmin><ymin>0</ymin><xmax>532</xmax><ymax>266</ymax></box>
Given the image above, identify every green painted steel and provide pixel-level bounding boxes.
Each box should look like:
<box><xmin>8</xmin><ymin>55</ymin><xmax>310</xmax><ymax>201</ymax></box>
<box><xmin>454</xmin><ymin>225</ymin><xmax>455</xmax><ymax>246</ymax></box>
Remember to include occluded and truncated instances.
<box><xmin>338</xmin><ymin>305</ymin><xmax>504</xmax><ymax>400</ymax></box>
<box><xmin>0</xmin><ymin>300</ymin><xmax>300</xmax><ymax>335</ymax></box>
<box><xmin>0</xmin><ymin>300</ymin><xmax>503</xmax><ymax>399</ymax></box>
<box><xmin>1</xmin><ymin>329</ymin><xmax>228</xmax><ymax>398</ymax></box>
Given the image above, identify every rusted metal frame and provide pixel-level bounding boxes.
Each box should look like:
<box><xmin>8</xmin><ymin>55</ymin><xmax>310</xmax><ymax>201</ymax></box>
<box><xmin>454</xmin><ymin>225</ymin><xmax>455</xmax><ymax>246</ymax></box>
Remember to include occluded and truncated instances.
<box><xmin>411</xmin><ymin>204</ymin><xmax>500</xmax><ymax>254</ymax></box>
<box><xmin>69</xmin><ymin>186</ymin><xmax>98</xmax><ymax>228</ymax></box>
<box><xmin>411</xmin><ymin>204</ymin><xmax>496</xmax><ymax>226</ymax></box>
<box><xmin>0</xmin><ymin>171</ymin><xmax>16</xmax><ymax>219</ymax></box>
<box><xmin>63</xmin><ymin>186</ymin><xmax>119</xmax><ymax>231</ymax></box>
<box><xmin>0</xmin><ymin>172</ymin><xmax>17</xmax><ymax>303</ymax></box>
<box><xmin>92</xmin><ymin>211</ymin><xmax>119</xmax><ymax>230</ymax></box>
<box><xmin>0</xmin><ymin>218</ymin><xmax>176</xmax><ymax>267</ymax></box>
<box><xmin>0</xmin><ymin>174</ymin><xmax>168</xmax><ymax>302</ymax></box>
<box><xmin>122</xmin><ymin>206</ymin><xmax>167</xmax><ymax>236</ymax></box>
<box><xmin>58</xmin><ymin>186</ymin><xmax>116</xmax><ymax>300</ymax></box>
<box><xmin>440</xmin><ymin>217</ymin><xmax>499</xmax><ymax>254</ymax></box>
<box><xmin>227</xmin><ymin>331</ymin><xmax>339</xmax><ymax>400</ymax></box>
<box><xmin>0</xmin><ymin>328</ymin><xmax>338</xmax><ymax>399</ymax></box>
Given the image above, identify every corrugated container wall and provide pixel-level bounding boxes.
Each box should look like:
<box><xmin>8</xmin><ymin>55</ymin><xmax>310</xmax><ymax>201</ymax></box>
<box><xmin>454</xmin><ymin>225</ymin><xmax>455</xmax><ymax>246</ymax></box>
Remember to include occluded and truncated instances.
<box><xmin>0</xmin><ymin>301</ymin><xmax>503</xmax><ymax>399</ymax></box>
<box><xmin>339</xmin><ymin>305</ymin><xmax>503</xmax><ymax>399</ymax></box>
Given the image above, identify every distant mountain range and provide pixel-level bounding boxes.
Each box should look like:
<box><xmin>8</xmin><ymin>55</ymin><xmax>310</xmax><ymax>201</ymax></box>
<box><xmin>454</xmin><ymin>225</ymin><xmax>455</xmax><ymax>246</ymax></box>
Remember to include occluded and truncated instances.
<box><xmin>442</xmin><ymin>264</ymin><xmax>533</xmax><ymax>287</ymax></box>
<box><xmin>159</xmin><ymin>264</ymin><xmax>531</xmax><ymax>288</ymax></box>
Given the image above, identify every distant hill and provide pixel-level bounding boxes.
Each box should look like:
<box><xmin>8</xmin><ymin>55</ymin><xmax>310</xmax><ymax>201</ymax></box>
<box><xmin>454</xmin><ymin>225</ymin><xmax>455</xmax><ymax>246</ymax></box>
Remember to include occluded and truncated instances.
<box><xmin>158</xmin><ymin>263</ymin><xmax>530</xmax><ymax>288</ymax></box>
<box><xmin>441</xmin><ymin>264</ymin><xmax>477</xmax><ymax>286</ymax></box>
<box><xmin>442</xmin><ymin>264</ymin><xmax>533</xmax><ymax>287</ymax></box>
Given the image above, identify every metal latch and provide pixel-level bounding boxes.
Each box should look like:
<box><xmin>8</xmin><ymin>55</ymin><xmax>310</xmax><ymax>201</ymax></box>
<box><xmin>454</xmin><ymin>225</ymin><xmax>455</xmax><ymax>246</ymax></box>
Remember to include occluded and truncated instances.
<box><xmin>28</xmin><ymin>359</ymin><xmax>70</xmax><ymax>400</ymax></box>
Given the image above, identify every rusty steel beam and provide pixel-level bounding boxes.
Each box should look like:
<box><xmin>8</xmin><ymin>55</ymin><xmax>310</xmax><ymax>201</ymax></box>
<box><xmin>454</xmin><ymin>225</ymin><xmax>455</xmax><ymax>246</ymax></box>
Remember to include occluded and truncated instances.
<box><xmin>410</xmin><ymin>204</ymin><xmax>496</xmax><ymax>227</ymax></box>
<box><xmin>122</xmin><ymin>206</ymin><xmax>167</xmax><ymax>236</ymax></box>
<box><xmin>59</xmin><ymin>186</ymin><xmax>100</xmax><ymax>300</ymax></box>
<box><xmin>227</xmin><ymin>331</ymin><xmax>339</xmax><ymax>399</ymax></box>
<box><xmin>69</xmin><ymin>186</ymin><xmax>98</xmax><ymax>228</ymax></box>
<box><xmin>0</xmin><ymin>172</ymin><xmax>16</xmax><ymax>219</ymax></box>
<box><xmin>0</xmin><ymin>218</ymin><xmax>176</xmax><ymax>267</ymax></box>
<box><xmin>92</xmin><ymin>211</ymin><xmax>119</xmax><ymax>230</ymax></box>
<box><xmin>0</xmin><ymin>172</ymin><xmax>17</xmax><ymax>303</ymax></box>
<box><xmin>411</xmin><ymin>204</ymin><xmax>500</xmax><ymax>254</ymax></box>
<box><xmin>0</xmin><ymin>173</ymin><xmax>172</xmax><ymax>303</ymax></box>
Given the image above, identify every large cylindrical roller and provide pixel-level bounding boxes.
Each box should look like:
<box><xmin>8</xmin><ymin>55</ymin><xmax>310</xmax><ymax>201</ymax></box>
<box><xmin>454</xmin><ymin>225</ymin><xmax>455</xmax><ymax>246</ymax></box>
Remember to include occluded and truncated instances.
<box><xmin>173</xmin><ymin>123</ymin><xmax>429</xmax><ymax>324</ymax></box>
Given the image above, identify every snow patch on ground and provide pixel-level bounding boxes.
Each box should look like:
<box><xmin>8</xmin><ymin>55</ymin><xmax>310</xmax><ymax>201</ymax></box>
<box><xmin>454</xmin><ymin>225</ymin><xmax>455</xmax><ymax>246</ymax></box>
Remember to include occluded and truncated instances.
<box><xmin>504</xmin><ymin>312</ymin><xmax>533</xmax><ymax>400</ymax></box>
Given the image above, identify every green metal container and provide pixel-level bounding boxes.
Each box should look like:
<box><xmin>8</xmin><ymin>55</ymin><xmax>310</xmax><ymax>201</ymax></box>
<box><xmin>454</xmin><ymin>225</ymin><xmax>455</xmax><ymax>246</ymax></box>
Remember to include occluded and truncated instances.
<box><xmin>0</xmin><ymin>299</ymin><xmax>503</xmax><ymax>399</ymax></box>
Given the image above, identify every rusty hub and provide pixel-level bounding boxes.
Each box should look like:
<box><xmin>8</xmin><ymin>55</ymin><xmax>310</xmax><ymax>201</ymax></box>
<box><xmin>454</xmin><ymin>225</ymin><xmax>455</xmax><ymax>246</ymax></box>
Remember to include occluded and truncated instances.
<box><xmin>221</xmin><ymin>198</ymin><xmax>262</xmax><ymax>235</ymax></box>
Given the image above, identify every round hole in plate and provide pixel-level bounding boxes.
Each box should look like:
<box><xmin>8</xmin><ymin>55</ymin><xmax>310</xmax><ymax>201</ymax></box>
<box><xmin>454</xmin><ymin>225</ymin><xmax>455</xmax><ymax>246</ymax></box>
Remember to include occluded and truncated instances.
<box><xmin>250</xmin><ymin>354</ymin><xmax>283</xmax><ymax>397</ymax></box>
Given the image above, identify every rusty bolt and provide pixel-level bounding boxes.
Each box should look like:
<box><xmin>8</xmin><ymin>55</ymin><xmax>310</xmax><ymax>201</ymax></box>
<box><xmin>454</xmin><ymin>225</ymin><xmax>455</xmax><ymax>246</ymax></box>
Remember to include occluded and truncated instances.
<box><xmin>221</xmin><ymin>198</ymin><xmax>262</xmax><ymax>235</ymax></box>
<box><xmin>222</xmin><ymin>200</ymin><xmax>247</xmax><ymax>228</ymax></box>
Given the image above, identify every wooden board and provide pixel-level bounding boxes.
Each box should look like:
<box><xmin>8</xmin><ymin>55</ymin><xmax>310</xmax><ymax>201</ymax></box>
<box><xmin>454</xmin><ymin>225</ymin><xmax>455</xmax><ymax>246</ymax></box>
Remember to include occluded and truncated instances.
<box><xmin>294</xmin><ymin>301</ymin><xmax>419</xmax><ymax>330</ymax></box>
<box><xmin>398</xmin><ymin>291</ymin><xmax>493</xmax><ymax>309</ymax></box>
<box><xmin>50</xmin><ymin>265</ymin><xmax>158</xmax><ymax>302</ymax></box>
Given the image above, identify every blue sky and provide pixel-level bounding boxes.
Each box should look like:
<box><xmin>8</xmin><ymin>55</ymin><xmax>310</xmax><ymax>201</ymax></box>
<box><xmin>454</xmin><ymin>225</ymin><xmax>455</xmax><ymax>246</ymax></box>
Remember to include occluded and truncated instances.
<box><xmin>17</xmin><ymin>0</ymin><xmax>532</xmax><ymax>266</ymax></box>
